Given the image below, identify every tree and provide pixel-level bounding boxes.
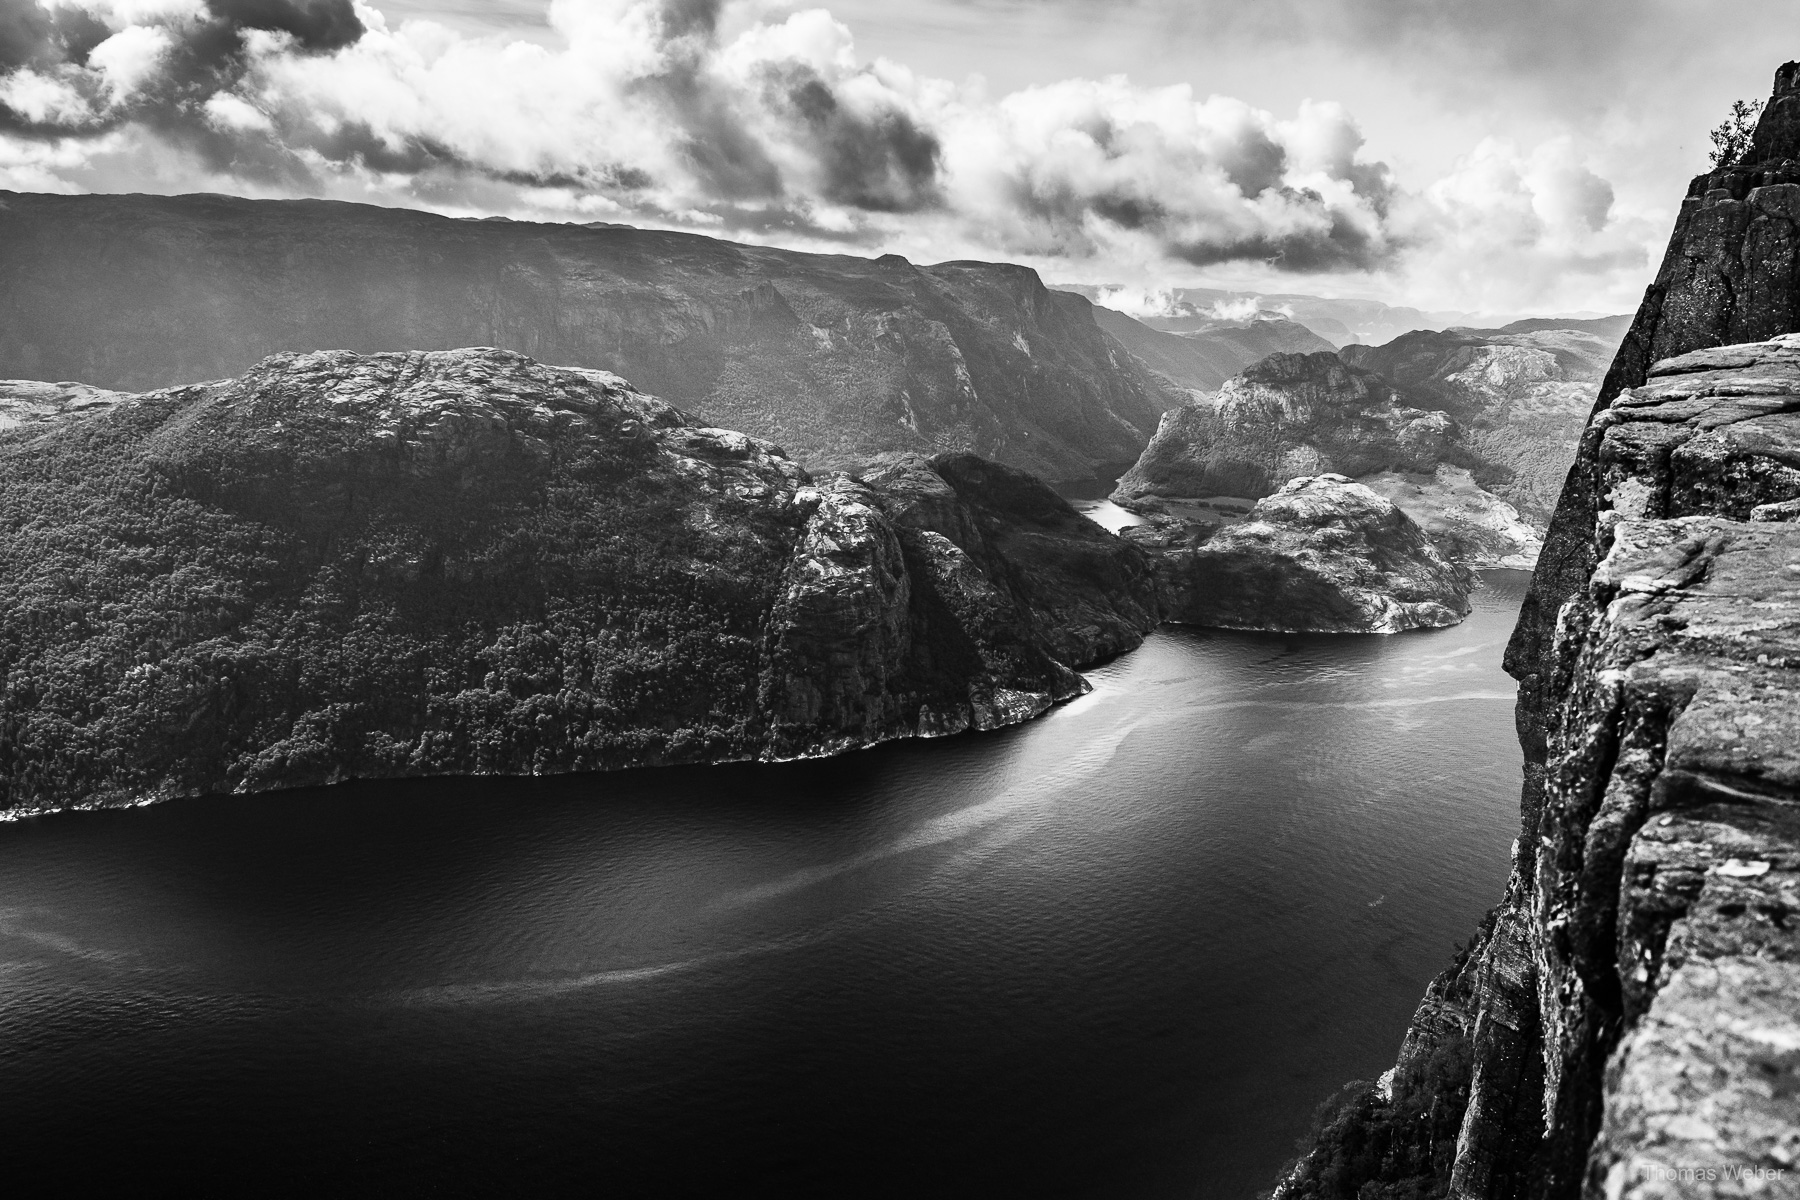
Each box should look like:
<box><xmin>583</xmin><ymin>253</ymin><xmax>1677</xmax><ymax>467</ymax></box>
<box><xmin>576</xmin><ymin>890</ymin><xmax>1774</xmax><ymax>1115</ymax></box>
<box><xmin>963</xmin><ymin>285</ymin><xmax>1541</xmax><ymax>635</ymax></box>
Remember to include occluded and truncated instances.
<box><xmin>1709</xmin><ymin>98</ymin><xmax>1764</xmax><ymax>168</ymax></box>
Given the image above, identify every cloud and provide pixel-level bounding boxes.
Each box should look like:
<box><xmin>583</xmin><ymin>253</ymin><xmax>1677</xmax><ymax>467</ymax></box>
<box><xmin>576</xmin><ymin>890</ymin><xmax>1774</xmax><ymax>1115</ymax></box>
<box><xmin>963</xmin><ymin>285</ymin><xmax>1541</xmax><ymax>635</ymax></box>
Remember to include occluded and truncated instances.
<box><xmin>1089</xmin><ymin>284</ymin><xmax>1181</xmax><ymax>317</ymax></box>
<box><xmin>1388</xmin><ymin>137</ymin><xmax>1650</xmax><ymax>311</ymax></box>
<box><xmin>0</xmin><ymin>0</ymin><xmax>1652</xmax><ymax>307</ymax></box>
<box><xmin>1090</xmin><ymin>0</ymin><xmax>1728</xmax><ymax>115</ymax></box>
<box><xmin>936</xmin><ymin>81</ymin><xmax>1397</xmax><ymax>269</ymax></box>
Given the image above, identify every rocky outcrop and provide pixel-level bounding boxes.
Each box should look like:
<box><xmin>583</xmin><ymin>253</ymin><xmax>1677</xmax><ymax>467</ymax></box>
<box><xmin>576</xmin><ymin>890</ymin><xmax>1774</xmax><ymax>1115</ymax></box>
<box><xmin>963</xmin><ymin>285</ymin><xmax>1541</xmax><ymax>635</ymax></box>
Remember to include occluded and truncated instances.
<box><xmin>0</xmin><ymin>192</ymin><xmax>1172</xmax><ymax>487</ymax></box>
<box><xmin>1277</xmin><ymin>343</ymin><xmax>1800</xmax><ymax>1195</ymax></box>
<box><xmin>1122</xmin><ymin>475</ymin><xmax>1473</xmax><ymax>633</ymax></box>
<box><xmin>1512</xmin><ymin>58</ymin><xmax>1800</xmax><ymax>805</ymax></box>
<box><xmin>0</xmin><ymin>347</ymin><xmax>1159</xmax><ymax>817</ymax></box>
<box><xmin>1113</xmin><ymin>352</ymin><xmax>1475</xmax><ymax>504</ymax></box>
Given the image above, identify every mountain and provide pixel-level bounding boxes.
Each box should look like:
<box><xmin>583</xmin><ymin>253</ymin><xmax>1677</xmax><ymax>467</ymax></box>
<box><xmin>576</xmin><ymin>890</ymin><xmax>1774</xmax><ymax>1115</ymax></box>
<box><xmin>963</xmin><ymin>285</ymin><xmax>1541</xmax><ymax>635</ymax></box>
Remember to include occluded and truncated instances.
<box><xmin>1056</xmin><ymin>283</ymin><xmax>1603</xmax><ymax>348</ymax></box>
<box><xmin>0</xmin><ymin>348</ymin><xmax>1159</xmax><ymax>816</ymax></box>
<box><xmin>0</xmin><ymin>191</ymin><xmax>1174</xmax><ymax>487</ymax></box>
<box><xmin>1121</xmin><ymin>474</ymin><xmax>1473</xmax><ymax>633</ymax></box>
<box><xmin>1107</xmin><ymin>313</ymin><xmax>1631</xmax><ymax>563</ymax></box>
<box><xmin>1277</xmin><ymin>61</ymin><xmax>1800</xmax><ymax>1200</ymax></box>
<box><xmin>1109</xmin><ymin>351</ymin><xmax>1541</xmax><ymax>568</ymax></box>
<box><xmin>1341</xmin><ymin>322</ymin><xmax>1625</xmax><ymax>522</ymax></box>
<box><xmin>1114</xmin><ymin>351</ymin><xmax>1473</xmax><ymax>500</ymax></box>
<box><xmin>1493</xmin><ymin>315</ymin><xmax>1632</xmax><ymax>340</ymax></box>
<box><xmin>1080</xmin><ymin>304</ymin><xmax>1336</xmax><ymax>394</ymax></box>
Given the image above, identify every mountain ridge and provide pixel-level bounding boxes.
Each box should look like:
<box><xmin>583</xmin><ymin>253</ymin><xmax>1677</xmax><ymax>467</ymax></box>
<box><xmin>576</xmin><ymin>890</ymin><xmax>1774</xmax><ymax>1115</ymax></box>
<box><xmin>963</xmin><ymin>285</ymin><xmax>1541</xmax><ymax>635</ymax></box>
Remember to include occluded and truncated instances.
<box><xmin>0</xmin><ymin>190</ymin><xmax>1176</xmax><ymax>487</ymax></box>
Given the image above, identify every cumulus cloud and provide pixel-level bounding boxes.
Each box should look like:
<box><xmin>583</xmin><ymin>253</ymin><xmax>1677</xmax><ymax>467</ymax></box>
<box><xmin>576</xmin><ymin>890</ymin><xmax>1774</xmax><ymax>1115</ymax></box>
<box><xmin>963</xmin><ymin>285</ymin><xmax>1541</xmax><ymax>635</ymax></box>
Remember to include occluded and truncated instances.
<box><xmin>0</xmin><ymin>0</ymin><xmax>1650</xmax><ymax>306</ymax></box>
<box><xmin>1386</xmin><ymin>137</ymin><xmax>1650</xmax><ymax>311</ymax></box>
<box><xmin>0</xmin><ymin>0</ymin><xmax>1410</xmax><ymax>265</ymax></box>
<box><xmin>939</xmin><ymin>82</ymin><xmax>1396</xmax><ymax>269</ymax></box>
<box><xmin>1090</xmin><ymin>285</ymin><xmax>1182</xmax><ymax>318</ymax></box>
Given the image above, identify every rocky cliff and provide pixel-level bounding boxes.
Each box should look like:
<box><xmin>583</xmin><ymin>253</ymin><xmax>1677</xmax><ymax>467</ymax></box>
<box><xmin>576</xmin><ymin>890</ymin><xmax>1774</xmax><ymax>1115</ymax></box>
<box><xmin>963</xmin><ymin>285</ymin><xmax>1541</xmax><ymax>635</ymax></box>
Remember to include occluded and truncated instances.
<box><xmin>0</xmin><ymin>192</ymin><xmax>1173</xmax><ymax>487</ymax></box>
<box><xmin>0</xmin><ymin>348</ymin><xmax>1159</xmax><ymax>817</ymax></box>
<box><xmin>1277</xmin><ymin>63</ymin><xmax>1800</xmax><ymax>1200</ymax></box>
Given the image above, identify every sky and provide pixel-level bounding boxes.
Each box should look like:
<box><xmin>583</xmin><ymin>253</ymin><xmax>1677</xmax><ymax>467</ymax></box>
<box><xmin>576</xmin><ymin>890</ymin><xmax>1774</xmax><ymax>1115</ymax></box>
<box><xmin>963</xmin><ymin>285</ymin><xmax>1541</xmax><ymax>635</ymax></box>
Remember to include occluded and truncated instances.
<box><xmin>0</xmin><ymin>0</ymin><xmax>1796</xmax><ymax>315</ymax></box>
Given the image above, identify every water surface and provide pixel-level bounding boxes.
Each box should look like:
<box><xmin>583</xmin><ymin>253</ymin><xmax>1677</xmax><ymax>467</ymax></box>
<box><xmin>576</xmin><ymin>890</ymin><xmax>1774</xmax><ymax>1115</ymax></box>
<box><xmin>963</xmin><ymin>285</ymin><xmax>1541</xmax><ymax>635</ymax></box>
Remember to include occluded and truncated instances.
<box><xmin>0</xmin><ymin>574</ymin><xmax>1530</xmax><ymax>1197</ymax></box>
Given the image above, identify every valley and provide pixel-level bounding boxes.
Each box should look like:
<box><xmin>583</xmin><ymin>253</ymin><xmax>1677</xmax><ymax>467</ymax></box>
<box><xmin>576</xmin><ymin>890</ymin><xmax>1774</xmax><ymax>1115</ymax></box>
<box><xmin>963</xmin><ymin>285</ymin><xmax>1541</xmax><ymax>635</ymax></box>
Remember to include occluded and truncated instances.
<box><xmin>4</xmin><ymin>50</ymin><xmax>1798</xmax><ymax>1200</ymax></box>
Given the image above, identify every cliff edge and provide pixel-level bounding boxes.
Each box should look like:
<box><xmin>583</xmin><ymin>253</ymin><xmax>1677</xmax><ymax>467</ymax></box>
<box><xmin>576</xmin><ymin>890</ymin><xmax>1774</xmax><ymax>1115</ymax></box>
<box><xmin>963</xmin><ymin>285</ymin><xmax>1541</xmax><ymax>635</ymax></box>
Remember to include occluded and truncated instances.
<box><xmin>1277</xmin><ymin>63</ymin><xmax>1800</xmax><ymax>1200</ymax></box>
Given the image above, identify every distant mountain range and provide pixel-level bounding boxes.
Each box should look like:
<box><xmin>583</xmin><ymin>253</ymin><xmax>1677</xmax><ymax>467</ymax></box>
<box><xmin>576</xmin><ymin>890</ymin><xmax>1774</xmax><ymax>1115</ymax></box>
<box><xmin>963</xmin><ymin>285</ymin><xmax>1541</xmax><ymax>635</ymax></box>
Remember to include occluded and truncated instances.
<box><xmin>0</xmin><ymin>191</ymin><xmax>1629</xmax><ymax>504</ymax></box>
<box><xmin>1080</xmin><ymin>305</ymin><xmax>1337</xmax><ymax>395</ymax></box>
<box><xmin>1057</xmin><ymin>283</ymin><xmax>1628</xmax><ymax>351</ymax></box>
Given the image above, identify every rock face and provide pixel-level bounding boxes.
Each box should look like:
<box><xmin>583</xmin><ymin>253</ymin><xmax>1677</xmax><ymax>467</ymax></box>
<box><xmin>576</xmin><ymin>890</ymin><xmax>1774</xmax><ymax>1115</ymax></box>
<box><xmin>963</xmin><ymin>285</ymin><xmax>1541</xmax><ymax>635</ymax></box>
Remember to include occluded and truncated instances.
<box><xmin>0</xmin><ymin>192</ymin><xmax>1172</xmax><ymax>487</ymax></box>
<box><xmin>1113</xmin><ymin>352</ymin><xmax>1474</xmax><ymax>503</ymax></box>
<box><xmin>1512</xmin><ymin>58</ymin><xmax>1800</xmax><ymax>802</ymax></box>
<box><xmin>1275</xmin><ymin>345</ymin><xmax>1800</xmax><ymax>1191</ymax></box>
<box><xmin>1123</xmin><ymin>475</ymin><xmax>1473</xmax><ymax>633</ymax></box>
<box><xmin>0</xmin><ymin>348</ymin><xmax>1160</xmax><ymax>817</ymax></box>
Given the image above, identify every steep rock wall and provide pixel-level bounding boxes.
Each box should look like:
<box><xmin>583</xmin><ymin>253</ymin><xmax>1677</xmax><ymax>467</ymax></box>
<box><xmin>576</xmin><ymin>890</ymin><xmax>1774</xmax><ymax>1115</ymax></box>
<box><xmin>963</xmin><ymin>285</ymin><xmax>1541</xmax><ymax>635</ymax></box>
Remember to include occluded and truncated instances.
<box><xmin>1278</xmin><ymin>345</ymin><xmax>1800</xmax><ymax>1200</ymax></box>
<box><xmin>1278</xmin><ymin>63</ymin><xmax>1800</xmax><ymax>1200</ymax></box>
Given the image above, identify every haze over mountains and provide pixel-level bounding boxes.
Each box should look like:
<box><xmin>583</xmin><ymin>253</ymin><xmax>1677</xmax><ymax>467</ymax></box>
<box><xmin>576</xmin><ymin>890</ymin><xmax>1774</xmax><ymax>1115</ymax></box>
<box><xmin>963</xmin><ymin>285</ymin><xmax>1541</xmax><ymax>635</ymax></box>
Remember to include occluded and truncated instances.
<box><xmin>1080</xmin><ymin>305</ymin><xmax>1338</xmax><ymax>396</ymax></box>
<box><xmin>1059</xmin><ymin>285</ymin><xmax>1622</xmax><ymax>350</ymax></box>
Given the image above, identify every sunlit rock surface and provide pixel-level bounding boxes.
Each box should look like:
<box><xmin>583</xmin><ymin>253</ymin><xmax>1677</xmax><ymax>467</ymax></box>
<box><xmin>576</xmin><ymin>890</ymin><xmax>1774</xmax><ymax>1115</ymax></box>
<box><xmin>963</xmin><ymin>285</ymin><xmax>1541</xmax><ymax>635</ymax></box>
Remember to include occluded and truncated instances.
<box><xmin>0</xmin><ymin>379</ymin><xmax>129</xmax><ymax>429</ymax></box>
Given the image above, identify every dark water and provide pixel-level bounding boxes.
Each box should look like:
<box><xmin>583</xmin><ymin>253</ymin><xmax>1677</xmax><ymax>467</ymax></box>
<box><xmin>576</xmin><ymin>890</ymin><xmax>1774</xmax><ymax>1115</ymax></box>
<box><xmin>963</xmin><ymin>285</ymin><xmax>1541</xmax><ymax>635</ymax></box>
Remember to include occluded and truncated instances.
<box><xmin>0</xmin><ymin>573</ymin><xmax>1530</xmax><ymax>1198</ymax></box>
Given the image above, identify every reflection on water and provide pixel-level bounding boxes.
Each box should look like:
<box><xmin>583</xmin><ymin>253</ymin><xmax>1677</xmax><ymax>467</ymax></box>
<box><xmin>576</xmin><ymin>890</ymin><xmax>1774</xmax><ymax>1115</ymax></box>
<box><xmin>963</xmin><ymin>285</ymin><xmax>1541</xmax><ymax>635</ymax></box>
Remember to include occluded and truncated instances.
<box><xmin>0</xmin><ymin>573</ymin><xmax>1531</xmax><ymax>1198</ymax></box>
<box><xmin>1074</xmin><ymin>498</ymin><xmax>1148</xmax><ymax>532</ymax></box>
